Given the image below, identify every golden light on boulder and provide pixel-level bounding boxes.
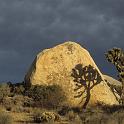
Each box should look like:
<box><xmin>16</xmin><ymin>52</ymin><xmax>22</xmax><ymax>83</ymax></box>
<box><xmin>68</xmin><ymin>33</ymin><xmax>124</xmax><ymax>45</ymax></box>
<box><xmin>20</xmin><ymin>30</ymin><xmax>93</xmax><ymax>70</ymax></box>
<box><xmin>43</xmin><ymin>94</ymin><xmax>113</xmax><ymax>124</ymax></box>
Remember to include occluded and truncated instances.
<box><xmin>25</xmin><ymin>41</ymin><xmax>119</xmax><ymax>108</ymax></box>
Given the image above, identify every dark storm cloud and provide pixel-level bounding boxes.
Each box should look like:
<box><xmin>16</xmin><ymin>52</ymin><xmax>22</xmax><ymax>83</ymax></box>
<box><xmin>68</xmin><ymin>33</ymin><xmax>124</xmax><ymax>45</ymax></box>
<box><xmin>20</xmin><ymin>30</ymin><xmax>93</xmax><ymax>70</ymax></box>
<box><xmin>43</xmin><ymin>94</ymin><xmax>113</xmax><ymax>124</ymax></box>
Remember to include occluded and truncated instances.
<box><xmin>0</xmin><ymin>0</ymin><xmax>124</xmax><ymax>82</ymax></box>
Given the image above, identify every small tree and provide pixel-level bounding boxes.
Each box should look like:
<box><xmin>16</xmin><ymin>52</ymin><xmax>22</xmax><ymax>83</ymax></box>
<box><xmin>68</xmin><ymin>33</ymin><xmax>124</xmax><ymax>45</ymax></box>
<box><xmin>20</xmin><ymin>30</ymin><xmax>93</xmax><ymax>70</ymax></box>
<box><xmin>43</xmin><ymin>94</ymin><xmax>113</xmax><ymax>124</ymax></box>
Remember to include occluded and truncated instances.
<box><xmin>105</xmin><ymin>47</ymin><xmax>124</xmax><ymax>103</ymax></box>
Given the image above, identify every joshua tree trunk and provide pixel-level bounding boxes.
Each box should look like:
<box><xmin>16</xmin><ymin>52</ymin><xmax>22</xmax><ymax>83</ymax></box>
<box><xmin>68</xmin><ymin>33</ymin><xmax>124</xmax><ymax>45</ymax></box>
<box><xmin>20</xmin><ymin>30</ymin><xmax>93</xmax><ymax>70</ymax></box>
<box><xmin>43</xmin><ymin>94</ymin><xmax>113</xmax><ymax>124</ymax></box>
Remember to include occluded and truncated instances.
<box><xmin>121</xmin><ymin>80</ymin><xmax>124</xmax><ymax>104</ymax></box>
<box><xmin>83</xmin><ymin>82</ymin><xmax>91</xmax><ymax>109</ymax></box>
<box><xmin>105</xmin><ymin>47</ymin><xmax>124</xmax><ymax>104</ymax></box>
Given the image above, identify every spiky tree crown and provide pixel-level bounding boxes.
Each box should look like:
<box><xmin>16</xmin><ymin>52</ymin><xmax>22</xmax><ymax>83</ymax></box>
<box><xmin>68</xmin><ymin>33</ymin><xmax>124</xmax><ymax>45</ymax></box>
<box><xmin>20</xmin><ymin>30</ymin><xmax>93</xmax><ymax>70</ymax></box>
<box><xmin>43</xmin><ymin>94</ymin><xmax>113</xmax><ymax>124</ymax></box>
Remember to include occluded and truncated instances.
<box><xmin>105</xmin><ymin>47</ymin><xmax>124</xmax><ymax>81</ymax></box>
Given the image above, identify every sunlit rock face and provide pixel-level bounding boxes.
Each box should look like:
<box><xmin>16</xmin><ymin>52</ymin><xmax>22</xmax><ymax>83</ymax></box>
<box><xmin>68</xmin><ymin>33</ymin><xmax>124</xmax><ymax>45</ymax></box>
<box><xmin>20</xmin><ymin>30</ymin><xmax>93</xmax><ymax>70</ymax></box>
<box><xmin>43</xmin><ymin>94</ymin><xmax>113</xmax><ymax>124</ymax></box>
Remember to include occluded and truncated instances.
<box><xmin>25</xmin><ymin>41</ymin><xmax>119</xmax><ymax>108</ymax></box>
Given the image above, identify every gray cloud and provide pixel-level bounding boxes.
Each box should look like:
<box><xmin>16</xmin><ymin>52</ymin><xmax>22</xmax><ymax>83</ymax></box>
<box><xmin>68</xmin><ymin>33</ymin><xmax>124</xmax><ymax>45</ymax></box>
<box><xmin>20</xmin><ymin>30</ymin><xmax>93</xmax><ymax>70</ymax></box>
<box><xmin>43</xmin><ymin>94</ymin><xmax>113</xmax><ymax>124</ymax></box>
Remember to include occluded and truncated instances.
<box><xmin>0</xmin><ymin>0</ymin><xmax>124</xmax><ymax>82</ymax></box>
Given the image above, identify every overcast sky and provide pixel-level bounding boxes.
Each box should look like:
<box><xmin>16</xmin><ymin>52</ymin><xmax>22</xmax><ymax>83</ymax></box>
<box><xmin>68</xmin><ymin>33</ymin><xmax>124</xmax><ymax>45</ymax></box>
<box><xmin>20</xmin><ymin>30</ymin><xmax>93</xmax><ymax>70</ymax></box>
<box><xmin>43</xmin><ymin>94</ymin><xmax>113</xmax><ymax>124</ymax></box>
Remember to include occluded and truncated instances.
<box><xmin>0</xmin><ymin>0</ymin><xmax>124</xmax><ymax>82</ymax></box>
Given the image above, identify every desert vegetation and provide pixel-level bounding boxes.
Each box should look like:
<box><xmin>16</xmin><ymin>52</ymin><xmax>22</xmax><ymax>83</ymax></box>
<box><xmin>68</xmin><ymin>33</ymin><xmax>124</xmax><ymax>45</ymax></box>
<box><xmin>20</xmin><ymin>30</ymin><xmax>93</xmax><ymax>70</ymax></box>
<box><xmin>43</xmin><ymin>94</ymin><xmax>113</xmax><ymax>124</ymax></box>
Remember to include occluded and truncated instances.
<box><xmin>0</xmin><ymin>80</ymin><xmax>124</xmax><ymax>123</ymax></box>
<box><xmin>0</xmin><ymin>47</ymin><xmax>124</xmax><ymax>124</ymax></box>
<box><xmin>0</xmin><ymin>110</ymin><xmax>12</xmax><ymax>124</ymax></box>
<box><xmin>1</xmin><ymin>88</ymin><xmax>124</xmax><ymax>124</ymax></box>
<box><xmin>105</xmin><ymin>47</ymin><xmax>124</xmax><ymax>104</ymax></box>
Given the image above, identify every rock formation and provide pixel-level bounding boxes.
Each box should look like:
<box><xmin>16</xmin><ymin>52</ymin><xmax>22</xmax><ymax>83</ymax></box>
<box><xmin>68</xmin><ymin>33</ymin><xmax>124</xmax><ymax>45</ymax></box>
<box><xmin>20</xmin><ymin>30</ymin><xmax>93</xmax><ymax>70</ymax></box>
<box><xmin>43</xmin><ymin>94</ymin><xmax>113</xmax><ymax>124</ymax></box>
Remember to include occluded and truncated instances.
<box><xmin>103</xmin><ymin>74</ymin><xmax>122</xmax><ymax>103</ymax></box>
<box><xmin>25</xmin><ymin>41</ymin><xmax>119</xmax><ymax>108</ymax></box>
<box><xmin>103</xmin><ymin>75</ymin><xmax>122</xmax><ymax>91</ymax></box>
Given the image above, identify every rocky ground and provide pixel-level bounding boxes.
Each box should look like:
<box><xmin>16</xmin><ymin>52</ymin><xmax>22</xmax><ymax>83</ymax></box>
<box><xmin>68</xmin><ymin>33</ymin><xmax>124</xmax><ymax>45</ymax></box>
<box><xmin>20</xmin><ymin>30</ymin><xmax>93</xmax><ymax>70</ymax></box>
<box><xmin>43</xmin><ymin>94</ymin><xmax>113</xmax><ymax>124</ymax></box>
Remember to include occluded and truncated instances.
<box><xmin>1</xmin><ymin>103</ymin><xmax>124</xmax><ymax>124</ymax></box>
<box><xmin>0</xmin><ymin>82</ymin><xmax>123</xmax><ymax>124</ymax></box>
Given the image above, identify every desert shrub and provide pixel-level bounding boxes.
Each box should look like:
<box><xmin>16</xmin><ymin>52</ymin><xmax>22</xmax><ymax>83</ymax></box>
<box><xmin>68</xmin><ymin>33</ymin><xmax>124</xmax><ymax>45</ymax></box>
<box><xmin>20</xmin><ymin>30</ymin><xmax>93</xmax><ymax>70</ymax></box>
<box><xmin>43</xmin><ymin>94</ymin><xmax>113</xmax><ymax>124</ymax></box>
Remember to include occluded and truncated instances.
<box><xmin>110</xmin><ymin>110</ymin><xmax>124</xmax><ymax>124</ymax></box>
<box><xmin>2</xmin><ymin>95</ymin><xmax>24</xmax><ymax>112</ymax></box>
<box><xmin>0</xmin><ymin>111</ymin><xmax>12</xmax><ymax>124</ymax></box>
<box><xmin>12</xmin><ymin>95</ymin><xmax>26</xmax><ymax>106</ymax></box>
<box><xmin>2</xmin><ymin>95</ymin><xmax>33</xmax><ymax>112</ymax></box>
<box><xmin>14</xmin><ymin>85</ymin><xmax>25</xmax><ymax>95</ymax></box>
<box><xmin>8</xmin><ymin>82</ymin><xmax>25</xmax><ymax>96</ymax></box>
<box><xmin>76</xmin><ymin>107</ymin><xmax>108</xmax><ymax>124</ymax></box>
<box><xmin>11</xmin><ymin>95</ymin><xmax>33</xmax><ymax>112</ymax></box>
<box><xmin>33</xmin><ymin>110</ymin><xmax>61</xmax><ymax>123</ymax></box>
<box><xmin>12</xmin><ymin>106</ymin><xmax>25</xmax><ymax>113</ymax></box>
<box><xmin>75</xmin><ymin>105</ymin><xmax>124</xmax><ymax>124</ymax></box>
<box><xmin>58</xmin><ymin>106</ymin><xmax>72</xmax><ymax>116</ymax></box>
<box><xmin>66</xmin><ymin>110</ymin><xmax>82</xmax><ymax>124</ymax></box>
<box><xmin>23</xmin><ymin>96</ymin><xmax>34</xmax><ymax>107</ymax></box>
<box><xmin>0</xmin><ymin>83</ymin><xmax>10</xmax><ymax>103</ymax></box>
<box><xmin>58</xmin><ymin>105</ymin><xmax>124</xmax><ymax>124</ymax></box>
<box><xmin>98</xmin><ymin>104</ymin><xmax>124</xmax><ymax>114</ymax></box>
<box><xmin>25</xmin><ymin>84</ymin><xmax>66</xmax><ymax>108</ymax></box>
<box><xmin>2</xmin><ymin>97</ymin><xmax>14</xmax><ymax>111</ymax></box>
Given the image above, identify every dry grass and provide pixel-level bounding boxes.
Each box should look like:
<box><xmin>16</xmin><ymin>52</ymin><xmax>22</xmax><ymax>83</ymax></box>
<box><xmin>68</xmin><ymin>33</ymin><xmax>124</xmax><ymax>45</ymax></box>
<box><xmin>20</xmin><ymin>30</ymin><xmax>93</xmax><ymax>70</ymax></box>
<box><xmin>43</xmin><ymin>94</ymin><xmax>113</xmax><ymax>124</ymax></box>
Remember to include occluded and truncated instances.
<box><xmin>1</xmin><ymin>105</ymin><xmax>124</xmax><ymax>124</ymax></box>
<box><xmin>1</xmin><ymin>82</ymin><xmax>124</xmax><ymax>124</ymax></box>
<box><xmin>10</xmin><ymin>112</ymin><xmax>32</xmax><ymax>124</ymax></box>
<box><xmin>0</xmin><ymin>110</ymin><xmax>13</xmax><ymax>124</ymax></box>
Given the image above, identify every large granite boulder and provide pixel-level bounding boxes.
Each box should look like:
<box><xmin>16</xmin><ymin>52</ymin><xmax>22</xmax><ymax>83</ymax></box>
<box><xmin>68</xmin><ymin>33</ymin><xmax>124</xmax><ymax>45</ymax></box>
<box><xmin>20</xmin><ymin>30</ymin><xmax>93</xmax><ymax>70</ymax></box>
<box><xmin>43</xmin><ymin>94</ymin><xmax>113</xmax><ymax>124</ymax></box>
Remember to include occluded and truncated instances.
<box><xmin>25</xmin><ymin>41</ymin><xmax>119</xmax><ymax>108</ymax></box>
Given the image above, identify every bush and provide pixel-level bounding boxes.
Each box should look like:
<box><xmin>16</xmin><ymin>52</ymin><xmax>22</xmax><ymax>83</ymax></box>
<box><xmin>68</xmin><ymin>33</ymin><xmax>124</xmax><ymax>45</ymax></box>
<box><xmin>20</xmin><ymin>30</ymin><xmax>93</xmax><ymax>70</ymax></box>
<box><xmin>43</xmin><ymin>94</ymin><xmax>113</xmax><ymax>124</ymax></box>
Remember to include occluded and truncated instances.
<box><xmin>8</xmin><ymin>82</ymin><xmax>25</xmax><ymax>96</ymax></box>
<box><xmin>23</xmin><ymin>96</ymin><xmax>34</xmax><ymax>107</ymax></box>
<box><xmin>0</xmin><ymin>111</ymin><xmax>12</xmax><ymax>124</ymax></box>
<box><xmin>2</xmin><ymin>97</ymin><xmax>13</xmax><ymax>112</ymax></box>
<box><xmin>25</xmin><ymin>84</ymin><xmax>66</xmax><ymax>108</ymax></box>
<box><xmin>66</xmin><ymin>110</ymin><xmax>82</xmax><ymax>124</ymax></box>
<box><xmin>110</xmin><ymin>110</ymin><xmax>124</xmax><ymax>124</ymax></box>
<box><xmin>2</xmin><ymin>94</ymin><xmax>33</xmax><ymax>113</ymax></box>
<box><xmin>98</xmin><ymin>104</ymin><xmax>124</xmax><ymax>114</ymax></box>
<box><xmin>0</xmin><ymin>83</ymin><xmax>10</xmax><ymax>103</ymax></box>
<box><xmin>33</xmin><ymin>110</ymin><xmax>61</xmax><ymax>123</ymax></box>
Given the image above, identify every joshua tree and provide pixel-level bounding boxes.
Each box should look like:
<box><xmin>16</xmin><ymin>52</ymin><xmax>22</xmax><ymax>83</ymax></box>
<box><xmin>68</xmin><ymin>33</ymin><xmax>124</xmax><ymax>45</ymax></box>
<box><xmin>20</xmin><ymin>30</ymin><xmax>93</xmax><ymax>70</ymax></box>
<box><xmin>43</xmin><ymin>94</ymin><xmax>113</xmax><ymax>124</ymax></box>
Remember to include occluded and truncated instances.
<box><xmin>71</xmin><ymin>64</ymin><xmax>103</xmax><ymax>109</ymax></box>
<box><xmin>105</xmin><ymin>47</ymin><xmax>124</xmax><ymax>103</ymax></box>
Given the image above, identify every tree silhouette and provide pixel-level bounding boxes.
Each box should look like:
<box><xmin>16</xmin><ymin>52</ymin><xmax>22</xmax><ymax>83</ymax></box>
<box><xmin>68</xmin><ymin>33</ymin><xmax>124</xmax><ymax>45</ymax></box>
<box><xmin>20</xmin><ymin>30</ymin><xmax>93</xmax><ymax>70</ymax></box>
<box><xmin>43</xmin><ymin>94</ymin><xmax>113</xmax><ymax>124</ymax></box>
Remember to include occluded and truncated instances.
<box><xmin>105</xmin><ymin>47</ymin><xmax>124</xmax><ymax>82</ymax></box>
<box><xmin>71</xmin><ymin>64</ymin><xmax>103</xmax><ymax>109</ymax></box>
<box><xmin>105</xmin><ymin>47</ymin><xmax>124</xmax><ymax>104</ymax></box>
